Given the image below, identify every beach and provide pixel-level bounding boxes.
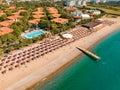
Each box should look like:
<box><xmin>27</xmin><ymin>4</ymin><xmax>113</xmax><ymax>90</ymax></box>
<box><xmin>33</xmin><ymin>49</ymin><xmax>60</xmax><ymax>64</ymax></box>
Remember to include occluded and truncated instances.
<box><xmin>0</xmin><ymin>17</ymin><xmax>120</xmax><ymax>90</ymax></box>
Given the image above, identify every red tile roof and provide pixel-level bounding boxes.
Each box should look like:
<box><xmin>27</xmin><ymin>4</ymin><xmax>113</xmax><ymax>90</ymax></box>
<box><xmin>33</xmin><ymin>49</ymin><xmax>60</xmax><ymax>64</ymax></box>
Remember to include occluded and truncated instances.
<box><xmin>47</xmin><ymin>7</ymin><xmax>58</xmax><ymax>14</ymax></box>
<box><xmin>6</xmin><ymin>6</ymin><xmax>16</xmax><ymax>11</ymax></box>
<box><xmin>32</xmin><ymin>11</ymin><xmax>44</xmax><ymax>15</ymax></box>
<box><xmin>7</xmin><ymin>15</ymin><xmax>23</xmax><ymax>20</ymax></box>
<box><xmin>33</xmin><ymin>14</ymin><xmax>44</xmax><ymax>19</ymax></box>
<box><xmin>0</xmin><ymin>11</ymin><xmax>5</xmax><ymax>17</ymax></box>
<box><xmin>73</xmin><ymin>16</ymin><xmax>81</xmax><ymax>19</ymax></box>
<box><xmin>28</xmin><ymin>19</ymin><xmax>40</xmax><ymax>24</ymax></box>
<box><xmin>18</xmin><ymin>7</ymin><xmax>24</xmax><ymax>9</ymax></box>
<box><xmin>0</xmin><ymin>27</ymin><xmax>13</xmax><ymax>36</ymax></box>
<box><xmin>12</xmin><ymin>12</ymin><xmax>20</xmax><ymax>15</ymax></box>
<box><xmin>52</xmin><ymin>14</ymin><xmax>61</xmax><ymax>18</ymax></box>
<box><xmin>18</xmin><ymin>10</ymin><xmax>27</xmax><ymax>13</ymax></box>
<box><xmin>32</xmin><ymin>7</ymin><xmax>44</xmax><ymax>15</ymax></box>
<box><xmin>51</xmin><ymin>18</ymin><xmax>68</xmax><ymax>24</ymax></box>
<box><xmin>12</xmin><ymin>10</ymin><xmax>27</xmax><ymax>15</ymax></box>
<box><xmin>37</xmin><ymin>7</ymin><xmax>43</xmax><ymax>12</ymax></box>
<box><xmin>0</xmin><ymin>20</ymin><xmax>15</xmax><ymax>27</ymax></box>
<box><xmin>65</xmin><ymin>7</ymin><xmax>76</xmax><ymax>11</ymax></box>
<box><xmin>8</xmin><ymin>6</ymin><xmax>16</xmax><ymax>10</ymax></box>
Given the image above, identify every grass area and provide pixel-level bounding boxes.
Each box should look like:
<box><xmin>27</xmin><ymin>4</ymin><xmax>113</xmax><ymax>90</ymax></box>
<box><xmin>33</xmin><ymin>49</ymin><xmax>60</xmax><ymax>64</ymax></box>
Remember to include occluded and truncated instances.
<box><xmin>86</xmin><ymin>5</ymin><xmax>120</xmax><ymax>16</ymax></box>
<box><xmin>114</xmin><ymin>6</ymin><xmax>120</xmax><ymax>10</ymax></box>
<box><xmin>105</xmin><ymin>14</ymin><xmax>114</xmax><ymax>18</ymax></box>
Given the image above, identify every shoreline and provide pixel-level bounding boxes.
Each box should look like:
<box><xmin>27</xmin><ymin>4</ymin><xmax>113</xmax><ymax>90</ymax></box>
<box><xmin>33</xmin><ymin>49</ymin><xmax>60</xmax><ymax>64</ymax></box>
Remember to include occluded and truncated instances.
<box><xmin>31</xmin><ymin>23</ymin><xmax>120</xmax><ymax>90</ymax></box>
<box><xmin>29</xmin><ymin>52</ymin><xmax>84</xmax><ymax>90</ymax></box>
<box><xmin>24</xmin><ymin>25</ymin><xmax>120</xmax><ymax>90</ymax></box>
<box><xmin>1</xmin><ymin>17</ymin><xmax>120</xmax><ymax>90</ymax></box>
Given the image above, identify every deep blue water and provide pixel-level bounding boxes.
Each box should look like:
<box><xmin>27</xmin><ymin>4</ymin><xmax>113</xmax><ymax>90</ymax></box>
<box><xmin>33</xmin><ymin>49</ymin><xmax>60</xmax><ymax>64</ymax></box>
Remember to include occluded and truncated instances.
<box><xmin>34</xmin><ymin>29</ymin><xmax>120</xmax><ymax>90</ymax></box>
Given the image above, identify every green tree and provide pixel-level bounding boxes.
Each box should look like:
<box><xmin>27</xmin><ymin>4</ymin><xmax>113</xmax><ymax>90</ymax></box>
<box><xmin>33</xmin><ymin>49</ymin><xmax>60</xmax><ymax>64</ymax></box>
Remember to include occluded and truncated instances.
<box><xmin>0</xmin><ymin>14</ymin><xmax>7</xmax><ymax>21</ymax></box>
<box><xmin>0</xmin><ymin>49</ymin><xmax>4</xmax><ymax>55</ymax></box>
<box><xmin>1</xmin><ymin>35</ymin><xmax>8</xmax><ymax>44</ymax></box>
<box><xmin>51</xmin><ymin>23</ymin><xmax>57</xmax><ymax>31</ymax></box>
<box><xmin>38</xmin><ymin>20</ymin><xmax>50</xmax><ymax>30</ymax></box>
<box><xmin>10</xmin><ymin>24</ymin><xmax>22</xmax><ymax>36</ymax></box>
<box><xmin>0</xmin><ymin>39</ymin><xmax>2</xmax><ymax>46</ymax></box>
<box><xmin>6</xmin><ymin>11</ymin><xmax>12</xmax><ymax>16</ymax></box>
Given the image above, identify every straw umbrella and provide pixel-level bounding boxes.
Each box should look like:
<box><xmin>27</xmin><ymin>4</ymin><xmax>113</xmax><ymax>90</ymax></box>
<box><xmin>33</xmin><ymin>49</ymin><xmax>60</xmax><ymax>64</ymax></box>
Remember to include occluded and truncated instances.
<box><xmin>4</xmin><ymin>65</ymin><xmax>8</xmax><ymax>68</ymax></box>
<box><xmin>0</xmin><ymin>62</ymin><xmax>4</xmax><ymax>66</ymax></box>
<box><xmin>0</xmin><ymin>67</ymin><xmax>2</xmax><ymax>70</ymax></box>
<box><xmin>10</xmin><ymin>62</ymin><xmax>15</xmax><ymax>65</ymax></box>
<box><xmin>1</xmin><ymin>69</ymin><xmax>7</xmax><ymax>74</ymax></box>
<box><xmin>21</xmin><ymin>62</ymin><xmax>26</xmax><ymax>65</ymax></box>
<box><xmin>6</xmin><ymin>60</ymin><xmax>10</xmax><ymax>63</ymax></box>
<box><xmin>1</xmin><ymin>58</ymin><xmax>5</xmax><ymax>61</ymax></box>
<box><xmin>9</xmin><ymin>67</ymin><xmax>14</xmax><ymax>71</ymax></box>
<box><xmin>15</xmin><ymin>64</ymin><xmax>19</xmax><ymax>68</ymax></box>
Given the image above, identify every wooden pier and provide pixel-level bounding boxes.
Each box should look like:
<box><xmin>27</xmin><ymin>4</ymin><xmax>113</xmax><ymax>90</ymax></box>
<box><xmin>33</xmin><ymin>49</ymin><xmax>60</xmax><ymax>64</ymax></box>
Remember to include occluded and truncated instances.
<box><xmin>77</xmin><ymin>47</ymin><xmax>100</xmax><ymax>60</ymax></box>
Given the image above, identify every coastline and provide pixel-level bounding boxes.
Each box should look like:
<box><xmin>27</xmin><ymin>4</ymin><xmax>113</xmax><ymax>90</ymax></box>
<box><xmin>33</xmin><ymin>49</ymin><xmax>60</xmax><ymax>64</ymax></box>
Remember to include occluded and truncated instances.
<box><xmin>1</xmin><ymin>17</ymin><xmax>120</xmax><ymax>90</ymax></box>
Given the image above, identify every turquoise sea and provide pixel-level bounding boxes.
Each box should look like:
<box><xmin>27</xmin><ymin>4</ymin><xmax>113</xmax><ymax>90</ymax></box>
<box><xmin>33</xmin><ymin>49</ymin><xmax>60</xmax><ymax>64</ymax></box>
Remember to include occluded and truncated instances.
<box><xmin>34</xmin><ymin>29</ymin><xmax>120</xmax><ymax>90</ymax></box>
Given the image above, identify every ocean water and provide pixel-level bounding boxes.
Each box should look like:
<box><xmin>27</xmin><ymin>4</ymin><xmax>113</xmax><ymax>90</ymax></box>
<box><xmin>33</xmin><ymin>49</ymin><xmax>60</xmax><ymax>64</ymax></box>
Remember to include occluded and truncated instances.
<box><xmin>34</xmin><ymin>29</ymin><xmax>120</xmax><ymax>90</ymax></box>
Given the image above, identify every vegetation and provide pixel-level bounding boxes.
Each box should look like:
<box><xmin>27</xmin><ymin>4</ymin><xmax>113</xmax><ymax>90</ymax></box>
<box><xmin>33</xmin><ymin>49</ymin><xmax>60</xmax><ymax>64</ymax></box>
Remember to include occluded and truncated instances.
<box><xmin>0</xmin><ymin>1</ymin><xmax>106</xmax><ymax>55</ymax></box>
<box><xmin>86</xmin><ymin>4</ymin><xmax>120</xmax><ymax>16</ymax></box>
<box><xmin>0</xmin><ymin>1</ymin><xmax>75</xmax><ymax>55</ymax></box>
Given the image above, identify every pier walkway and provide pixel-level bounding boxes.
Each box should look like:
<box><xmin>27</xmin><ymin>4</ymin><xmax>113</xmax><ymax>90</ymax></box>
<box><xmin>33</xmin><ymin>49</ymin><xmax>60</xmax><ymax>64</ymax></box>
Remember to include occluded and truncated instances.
<box><xmin>77</xmin><ymin>47</ymin><xmax>100</xmax><ymax>60</ymax></box>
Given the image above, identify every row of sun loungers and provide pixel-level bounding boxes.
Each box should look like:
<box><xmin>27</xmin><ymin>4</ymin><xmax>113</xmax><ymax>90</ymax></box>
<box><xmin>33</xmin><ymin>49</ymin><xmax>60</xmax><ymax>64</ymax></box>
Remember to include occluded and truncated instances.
<box><xmin>102</xmin><ymin>20</ymin><xmax>115</xmax><ymax>26</ymax></box>
<box><xmin>0</xmin><ymin>28</ymin><xmax>92</xmax><ymax>74</ymax></box>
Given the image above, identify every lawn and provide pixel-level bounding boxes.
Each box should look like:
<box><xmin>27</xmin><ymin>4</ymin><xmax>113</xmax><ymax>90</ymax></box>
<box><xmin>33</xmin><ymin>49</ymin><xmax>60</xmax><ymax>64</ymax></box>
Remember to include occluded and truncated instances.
<box><xmin>86</xmin><ymin>5</ymin><xmax>120</xmax><ymax>15</ymax></box>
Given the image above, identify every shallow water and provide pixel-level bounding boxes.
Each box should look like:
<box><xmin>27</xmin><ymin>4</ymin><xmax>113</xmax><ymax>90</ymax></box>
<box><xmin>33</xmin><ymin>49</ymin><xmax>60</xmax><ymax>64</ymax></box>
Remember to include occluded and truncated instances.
<box><xmin>34</xmin><ymin>29</ymin><xmax>120</xmax><ymax>90</ymax></box>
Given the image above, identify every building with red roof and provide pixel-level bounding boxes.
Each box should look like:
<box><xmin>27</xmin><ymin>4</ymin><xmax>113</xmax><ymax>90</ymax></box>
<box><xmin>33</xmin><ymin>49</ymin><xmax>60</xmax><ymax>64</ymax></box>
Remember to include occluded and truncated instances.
<box><xmin>65</xmin><ymin>7</ymin><xmax>76</xmax><ymax>12</ymax></box>
<box><xmin>0</xmin><ymin>11</ymin><xmax>5</xmax><ymax>17</ymax></box>
<box><xmin>51</xmin><ymin>18</ymin><xmax>68</xmax><ymax>24</ymax></box>
<box><xmin>47</xmin><ymin>7</ymin><xmax>58</xmax><ymax>14</ymax></box>
<box><xmin>0</xmin><ymin>20</ymin><xmax>15</xmax><ymax>27</ymax></box>
<box><xmin>51</xmin><ymin>14</ymin><xmax>61</xmax><ymax>18</ymax></box>
<box><xmin>0</xmin><ymin>27</ymin><xmax>13</xmax><ymax>36</ymax></box>
<box><xmin>7</xmin><ymin>15</ymin><xmax>23</xmax><ymax>22</ymax></box>
<box><xmin>5</xmin><ymin>6</ymin><xmax>16</xmax><ymax>11</ymax></box>
<box><xmin>28</xmin><ymin>19</ymin><xmax>40</xmax><ymax>24</ymax></box>
<box><xmin>33</xmin><ymin>14</ymin><xmax>44</xmax><ymax>19</ymax></box>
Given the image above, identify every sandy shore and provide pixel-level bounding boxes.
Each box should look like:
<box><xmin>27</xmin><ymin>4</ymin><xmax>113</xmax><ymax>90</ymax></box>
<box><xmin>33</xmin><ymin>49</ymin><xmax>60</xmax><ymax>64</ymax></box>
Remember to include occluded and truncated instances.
<box><xmin>0</xmin><ymin>17</ymin><xmax>120</xmax><ymax>90</ymax></box>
